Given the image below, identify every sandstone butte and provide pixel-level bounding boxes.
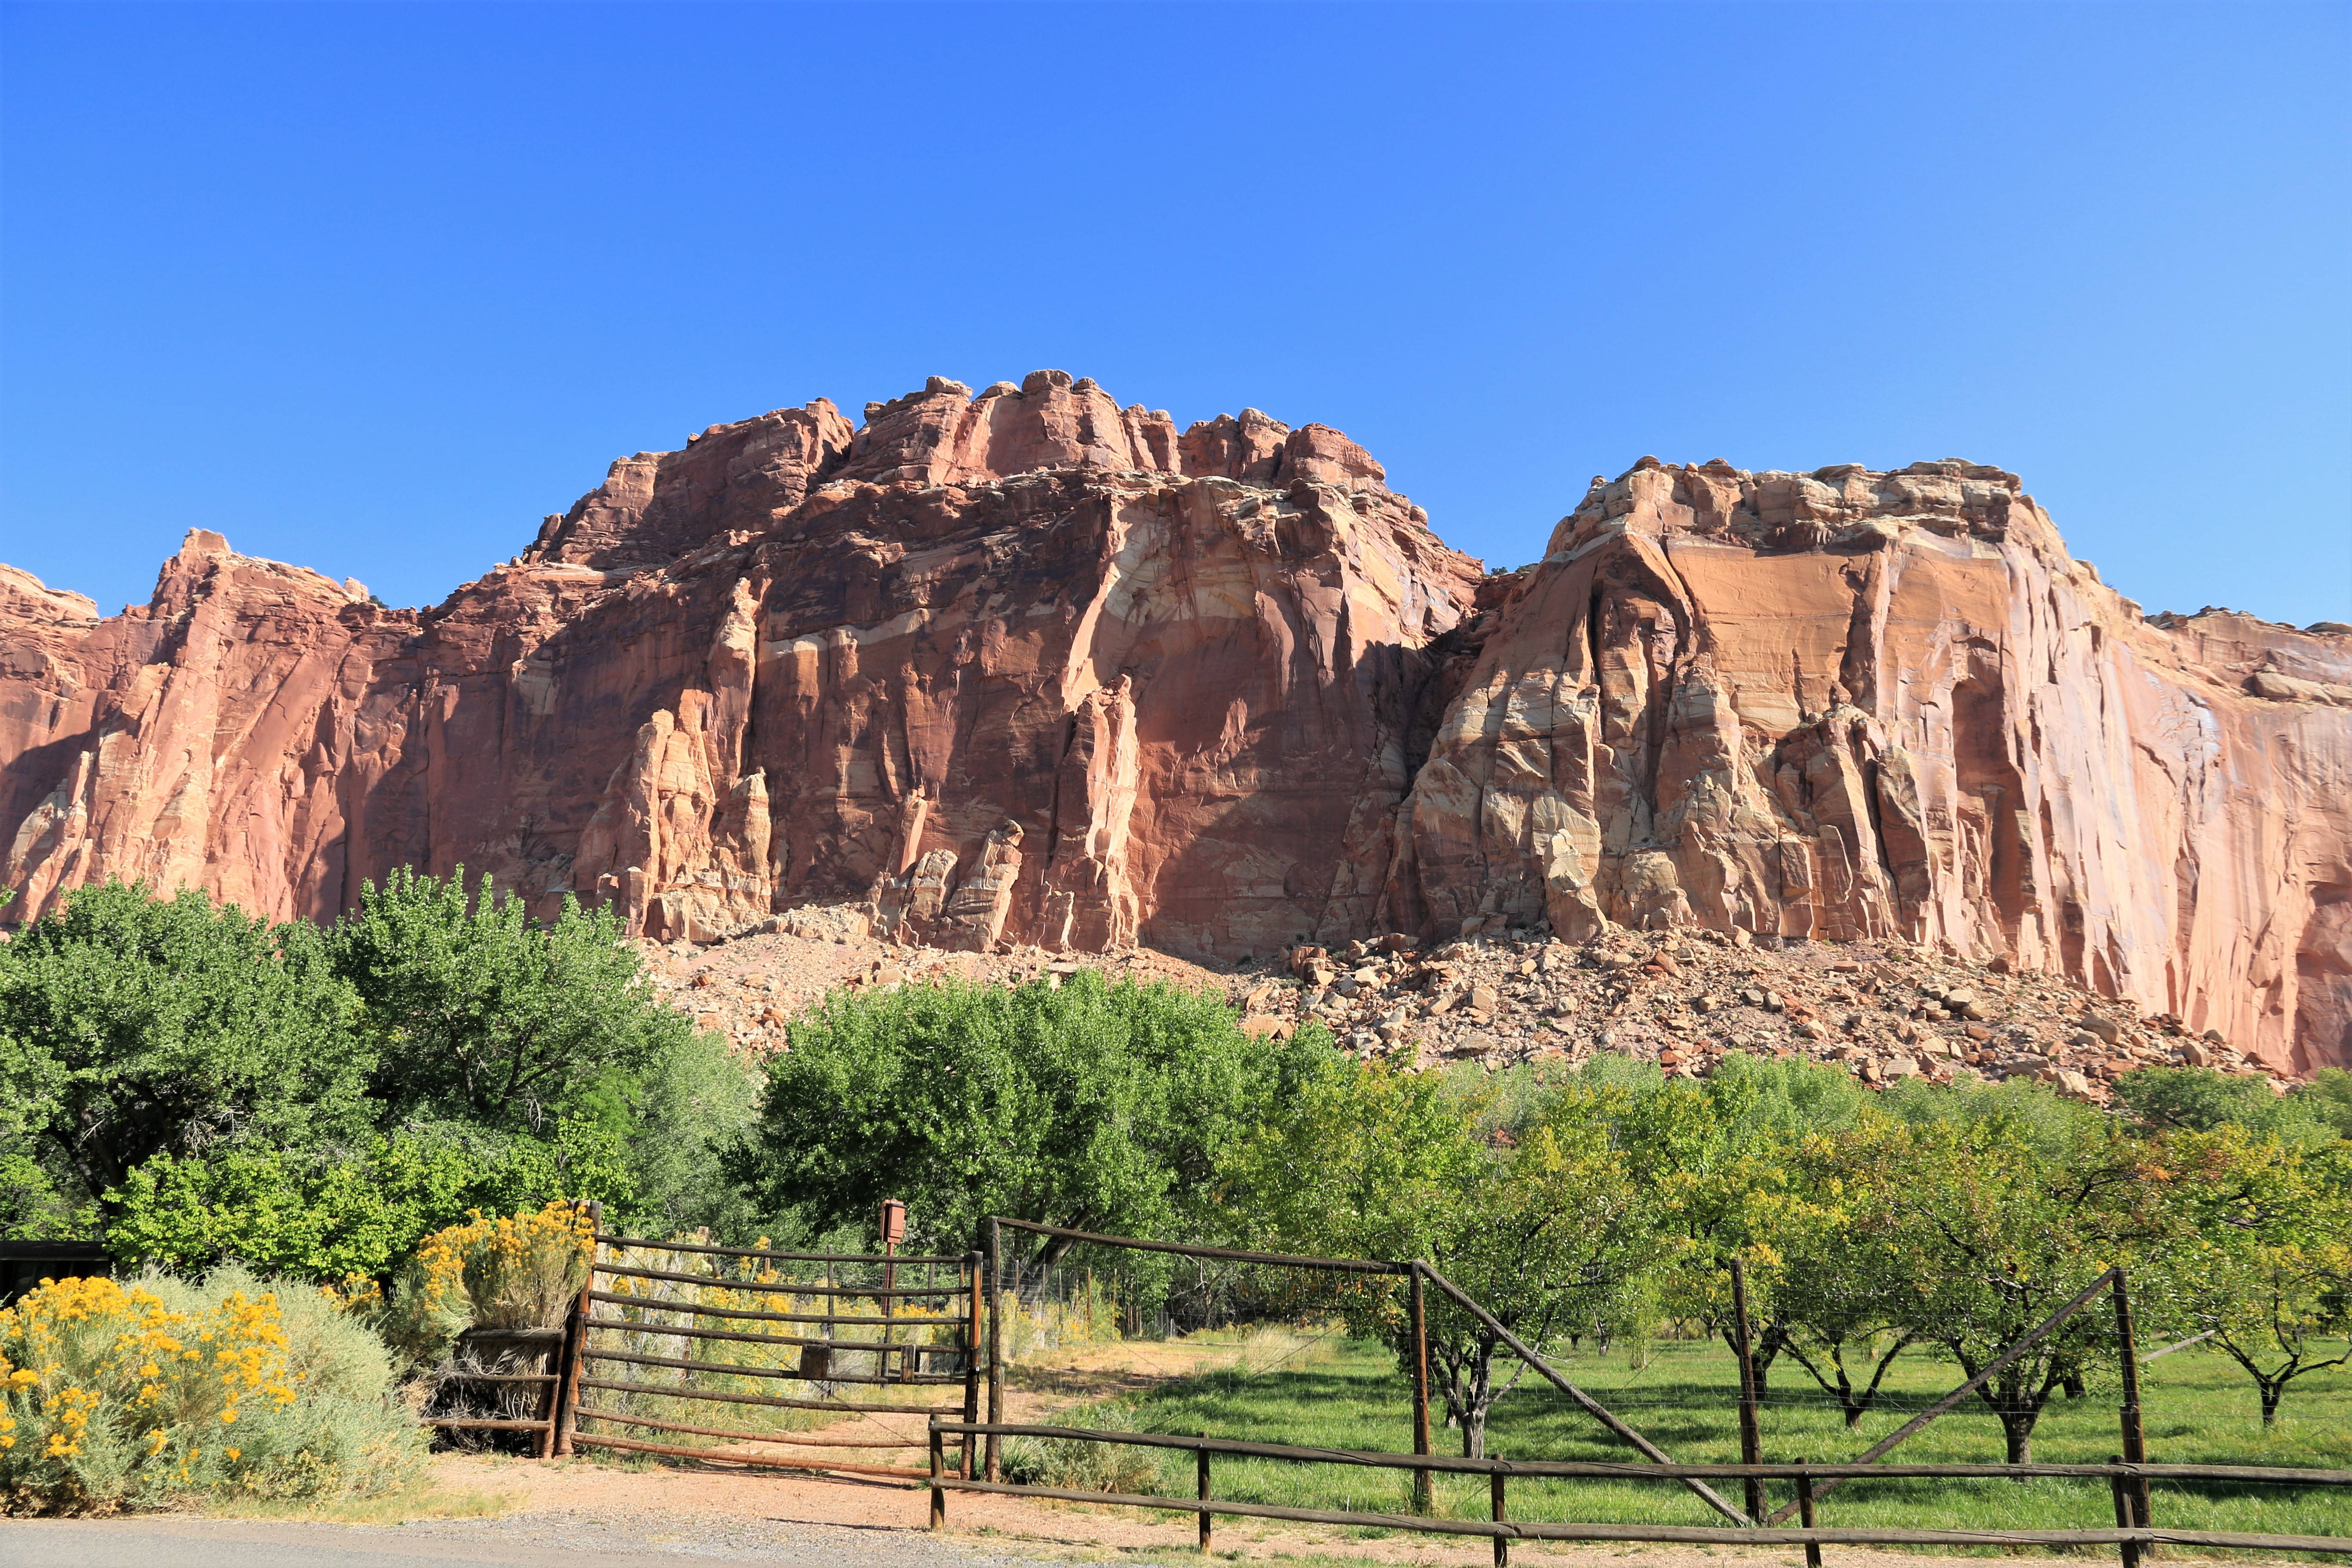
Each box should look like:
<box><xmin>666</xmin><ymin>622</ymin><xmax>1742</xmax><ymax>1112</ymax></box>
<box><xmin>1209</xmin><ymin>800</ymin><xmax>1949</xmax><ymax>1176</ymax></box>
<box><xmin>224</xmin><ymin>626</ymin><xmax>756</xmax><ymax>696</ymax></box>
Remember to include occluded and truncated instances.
<box><xmin>2</xmin><ymin>370</ymin><xmax>2349</xmax><ymax>1073</ymax></box>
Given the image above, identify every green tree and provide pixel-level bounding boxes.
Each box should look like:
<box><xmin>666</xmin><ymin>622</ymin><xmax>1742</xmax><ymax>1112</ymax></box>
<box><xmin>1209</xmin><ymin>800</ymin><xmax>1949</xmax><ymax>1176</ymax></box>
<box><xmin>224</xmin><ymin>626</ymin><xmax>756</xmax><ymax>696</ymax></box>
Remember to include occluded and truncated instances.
<box><xmin>1833</xmin><ymin>1100</ymin><xmax>2176</xmax><ymax>1463</ymax></box>
<box><xmin>0</xmin><ymin>1146</ymin><xmax>95</xmax><ymax>1240</ymax></box>
<box><xmin>1752</xmin><ymin>1130</ymin><xmax>1918</xmax><ymax>1427</ymax></box>
<box><xmin>727</xmin><ymin>971</ymin><xmax>1320</xmax><ymax>1261</ymax></box>
<box><xmin>328</xmin><ymin>867</ymin><xmax>691</xmax><ymax>1134</ymax></box>
<box><xmin>622</xmin><ymin>1024</ymin><xmax>766</xmax><ymax>1238</ymax></box>
<box><xmin>1566</xmin><ymin>1053</ymin><xmax>1870</xmax><ymax>1390</ymax></box>
<box><xmin>2294</xmin><ymin>1069</ymin><xmax>2352</xmax><ymax>1140</ymax></box>
<box><xmin>2116</xmin><ymin>1066</ymin><xmax>2341</xmax><ymax>1150</ymax></box>
<box><xmin>1222</xmin><ymin>1063</ymin><xmax>1665</xmax><ymax>1457</ymax></box>
<box><xmin>2159</xmin><ymin>1128</ymin><xmax>2352</xmax><ymax>1425</ymax></box>
<box><xmin>103</xmin><ymin>1121</ymin><xmax>633</xmax><ymax>1281</ymax></box>
<box><xmin>0</xmin><ymin>879</ymin><xmax>370</xmax><ymax>1205</ymax></box>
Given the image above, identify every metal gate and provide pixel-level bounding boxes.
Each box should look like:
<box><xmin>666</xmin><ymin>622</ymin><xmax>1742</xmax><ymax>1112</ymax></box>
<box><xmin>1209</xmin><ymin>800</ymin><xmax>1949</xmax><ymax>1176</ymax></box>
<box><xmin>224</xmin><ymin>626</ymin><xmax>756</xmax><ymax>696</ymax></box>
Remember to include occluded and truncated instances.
<box><xmin>554</xmin><ymin>1222</ymin><xmax>982</xmax><ymax>1479</ymax></box>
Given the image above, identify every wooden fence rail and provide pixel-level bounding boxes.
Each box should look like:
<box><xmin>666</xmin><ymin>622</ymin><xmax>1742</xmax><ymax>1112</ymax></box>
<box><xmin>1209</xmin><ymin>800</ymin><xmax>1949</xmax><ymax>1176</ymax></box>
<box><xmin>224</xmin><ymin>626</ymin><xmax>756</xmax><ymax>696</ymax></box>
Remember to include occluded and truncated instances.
<box><xmin>928</xmin><ymin>1418</ymin><xmax>2352</xmax><ymax>1566</ymax></box>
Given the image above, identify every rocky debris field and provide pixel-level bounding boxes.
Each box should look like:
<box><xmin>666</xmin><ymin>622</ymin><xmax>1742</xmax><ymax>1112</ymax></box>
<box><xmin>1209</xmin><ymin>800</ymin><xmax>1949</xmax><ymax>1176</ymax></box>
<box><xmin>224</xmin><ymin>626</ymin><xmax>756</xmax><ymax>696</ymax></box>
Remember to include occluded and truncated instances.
<box><xmin>1256</xmin><ymin>925</ymin><xmax>2281</xmax><ymax>1100</ymax></box>
<box><xmin>646</xmin><ymin>904</ymin><xmax>2291</xmax><ymax>1102</ymax></box>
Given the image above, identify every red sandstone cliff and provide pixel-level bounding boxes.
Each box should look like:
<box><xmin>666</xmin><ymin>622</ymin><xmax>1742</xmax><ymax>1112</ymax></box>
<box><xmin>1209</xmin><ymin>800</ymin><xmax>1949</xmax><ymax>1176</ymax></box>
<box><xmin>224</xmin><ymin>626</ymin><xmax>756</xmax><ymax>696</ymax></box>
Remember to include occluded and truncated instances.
<box><xmin>3</xmin><ymin>377</ymin><xmax>2347</xmax><ymax>1071</ymax></box>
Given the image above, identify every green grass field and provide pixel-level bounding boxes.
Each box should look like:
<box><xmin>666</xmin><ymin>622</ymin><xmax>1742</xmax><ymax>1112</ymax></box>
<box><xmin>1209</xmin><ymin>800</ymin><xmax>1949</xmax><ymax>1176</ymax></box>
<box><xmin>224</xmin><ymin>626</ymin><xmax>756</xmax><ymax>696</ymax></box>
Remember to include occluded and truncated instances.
<box><xmin>1059</xmin><ymin>1329</ymin><xmax>2352</xmax><ymax>1548</ymax></box>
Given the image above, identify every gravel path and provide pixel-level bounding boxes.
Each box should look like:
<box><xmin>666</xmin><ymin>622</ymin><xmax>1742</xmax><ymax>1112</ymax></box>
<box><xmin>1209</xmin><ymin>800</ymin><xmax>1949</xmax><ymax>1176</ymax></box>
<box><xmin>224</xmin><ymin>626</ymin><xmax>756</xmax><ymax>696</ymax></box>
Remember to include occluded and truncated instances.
<box><xmin>0</xmin><ymin>1509</ymin><xmax>1081</xmax><ymax>1568</ymax></box>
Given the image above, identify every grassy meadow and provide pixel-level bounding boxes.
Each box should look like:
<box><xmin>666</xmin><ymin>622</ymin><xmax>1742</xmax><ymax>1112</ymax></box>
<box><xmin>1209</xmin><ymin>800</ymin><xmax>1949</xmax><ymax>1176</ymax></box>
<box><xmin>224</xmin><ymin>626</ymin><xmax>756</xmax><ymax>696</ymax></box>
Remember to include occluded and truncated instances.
<box><xmin>1043</xmin><ymin>1327</ymin><xmax>2352</xmax><ymax>1547</ymax></box>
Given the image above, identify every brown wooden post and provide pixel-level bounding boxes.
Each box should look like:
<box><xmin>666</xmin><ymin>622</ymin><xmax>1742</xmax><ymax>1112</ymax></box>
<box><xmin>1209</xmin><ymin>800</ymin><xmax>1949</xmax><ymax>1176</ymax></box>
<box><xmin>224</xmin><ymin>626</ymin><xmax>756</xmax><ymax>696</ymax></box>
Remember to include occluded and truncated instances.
<box><xmin>1795</xmin><ymin>1458</ymin><xmax>1822</xmax><ymax>1568</ymax></box>
<box><xmin>1409</xmin><ymin>1263</ymin><xmax>1433</xmax><ymax>1515</ymax></box>
<box><xmin>1729</xmin><ymin>1256</ymin><xmax>1765</xmax><ymax>1524</ymax></box>
<box><xmin>1491</xmin><ymin>1465</ymin><xmax>1510</xmax><ymax>1568</ymax></box>
<box><xmin>549</xmin><ymin>1199</ymin><xmax>599</xmax><ymax>1458</ymax></box>
<box><xmin>1197</xmin><ymin>1432</ymin><xmax>1212</xmax><ymax>1554</ymax></box>
<box><xmin>986</xmin><ymin>1218</ymin><xmax>1004</xmax><ymax>1482</ymax></box>
<box><xmin>929</xmin><ymin>1418</ymin><xmax>946</xmax><ymax>1531</ymax></box>
<box><xmin>2110</xmin><ymin>1455</ymin><xmax>2143</xmax><ymax>1568</ymax></box>
<box><xmin>2112</xmin><ymin>1273</ymin><xmax>2153</xmax><ymax>1547</ymax></box>
<box><xmin>962</xmin><ymin>1250</ymin><xmax>982</xmax><ymax>1480</ymax></box>
<box><xmin>881</xmin><ymin>1198</ymin><xmax>903</xmax><ymax>1382</ymax></box>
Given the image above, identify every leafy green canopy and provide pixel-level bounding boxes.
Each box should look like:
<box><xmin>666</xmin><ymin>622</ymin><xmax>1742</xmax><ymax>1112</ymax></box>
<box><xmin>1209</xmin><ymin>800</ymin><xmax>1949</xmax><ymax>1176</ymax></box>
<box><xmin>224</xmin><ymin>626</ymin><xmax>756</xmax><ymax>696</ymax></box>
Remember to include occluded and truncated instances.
<box><xmin>1219</xmin><ymin>1057</ymin><xmax>1662</xmax><ymax>1457</ymax></box>
<box><xmin>101</xmin><ymin>1122</ymin><xmax>632</xmax><ymax>1280</ymax></box>
<box><xmin>328</xmin><ymin>866</ymin><xmax>688</xmax><ymax>1134</ymax></box>
<box><xmin>2115</xmin><ymin>1064</ymin><xmax>2350</xmax><ymax>1148</ymax></box>
<box><xmin>726</xmin><ymin>971</ymin><xmax>1329</xmax><ymax>1259</ymax></box>
<box><xmin>0</xmin><ymin>873</ymin><xmax>760</xmax><ymax>1263</ymax></box>
<box><xmin>0</xmin><ymin>880</ymin><xmax>371</xmax><ymax>1199</ymax></box>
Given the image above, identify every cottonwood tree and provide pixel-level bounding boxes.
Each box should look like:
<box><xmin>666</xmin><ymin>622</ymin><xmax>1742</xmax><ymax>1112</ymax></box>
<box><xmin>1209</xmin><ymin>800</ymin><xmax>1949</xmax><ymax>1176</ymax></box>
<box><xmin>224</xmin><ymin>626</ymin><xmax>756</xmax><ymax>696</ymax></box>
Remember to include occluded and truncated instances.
<box><xmin>0</xmin><ymin>880</ymin><xmax>369</xmax><ymax>1205</ymax></box>
<box><xmin>329</xmin><ymin>867</ymin><xmax>690</xmax><ymax>1134</ymax></box>
<box><xmin>727</xmin><ymin>970</ymin><xmax>1317</xmax><ymax>1262</ymax></box>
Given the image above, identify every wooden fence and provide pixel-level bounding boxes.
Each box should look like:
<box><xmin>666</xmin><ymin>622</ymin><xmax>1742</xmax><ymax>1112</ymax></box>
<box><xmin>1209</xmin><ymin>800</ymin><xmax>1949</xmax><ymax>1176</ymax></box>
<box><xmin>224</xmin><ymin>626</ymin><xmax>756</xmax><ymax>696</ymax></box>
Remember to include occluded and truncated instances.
<box><xmin>420</xmin><ymin>1211</ymin><xmax>2346</xmax><ymax>1566</ymax></box>
<box><xmin>925</xmin><ymin>1423</ymin><xmax>2352</xmax><ymax>1565</ymax></box>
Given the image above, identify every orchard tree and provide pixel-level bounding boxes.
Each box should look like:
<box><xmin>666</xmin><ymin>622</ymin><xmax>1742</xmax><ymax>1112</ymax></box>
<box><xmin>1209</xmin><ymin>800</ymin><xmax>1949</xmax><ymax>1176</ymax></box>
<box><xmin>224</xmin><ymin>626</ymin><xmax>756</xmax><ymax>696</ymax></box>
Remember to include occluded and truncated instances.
<box><xmin>1222</xmin><ymin>1064</ymin><xmax>1666</xmax><ymax>1457</ymax></box>
<box><xmin>1753</xmin><ymin>1134</ymin><xmax>1918</xmax><ymax>1428</ymax></box>
<box><xmin>2160</xmin><ymin>1128</ymin><xmax>2352</xmax><ymax>1425</ymax></box>
<box><xmin>1588</xmin><ymin>1054</ymin><xmax>1869</xmax><ymax>1385</ymax></box>
<box><xmin>1835</xmin><ymin>1103</ymin><xmax>2172</xmax><ymax>1464</ymax></box>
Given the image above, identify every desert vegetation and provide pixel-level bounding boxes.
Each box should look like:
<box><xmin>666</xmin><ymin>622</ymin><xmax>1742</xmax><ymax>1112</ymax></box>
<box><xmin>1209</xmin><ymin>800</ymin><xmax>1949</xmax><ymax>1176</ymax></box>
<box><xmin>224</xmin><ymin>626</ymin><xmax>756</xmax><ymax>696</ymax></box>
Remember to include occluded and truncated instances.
<box><xmin>0</xmin><ymin>874</ymin><xmax>2346</xmax><ymax>1528</ymax></box>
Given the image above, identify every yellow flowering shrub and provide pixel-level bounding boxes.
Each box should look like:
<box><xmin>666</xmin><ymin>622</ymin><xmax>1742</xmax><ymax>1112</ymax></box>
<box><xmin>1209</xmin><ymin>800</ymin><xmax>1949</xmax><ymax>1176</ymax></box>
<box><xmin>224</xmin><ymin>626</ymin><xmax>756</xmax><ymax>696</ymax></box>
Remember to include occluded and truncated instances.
<box><xmin>380</xmin><ymin>1201</ymin><xmax>593</xmax><ymax>1366</ymax></box>
<box><xmin>0</xmin><ymin>1267</ymin><xmax>422</xmax><ymax>1513</ymax></box>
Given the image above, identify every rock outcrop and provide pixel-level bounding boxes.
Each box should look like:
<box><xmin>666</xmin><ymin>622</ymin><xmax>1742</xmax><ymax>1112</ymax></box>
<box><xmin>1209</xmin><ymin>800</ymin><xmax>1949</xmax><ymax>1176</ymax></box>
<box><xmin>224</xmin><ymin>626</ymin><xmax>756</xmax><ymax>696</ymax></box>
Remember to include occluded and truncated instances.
<box><xmin>3</xmin><ymin>382</ymin><xmax>2347</xmax><ymax>1072</ymax></box>
<box><xmin>1396</xmin><ymin>458</ymin><xmax>2352</xmax><ymax>1074</ymax></box>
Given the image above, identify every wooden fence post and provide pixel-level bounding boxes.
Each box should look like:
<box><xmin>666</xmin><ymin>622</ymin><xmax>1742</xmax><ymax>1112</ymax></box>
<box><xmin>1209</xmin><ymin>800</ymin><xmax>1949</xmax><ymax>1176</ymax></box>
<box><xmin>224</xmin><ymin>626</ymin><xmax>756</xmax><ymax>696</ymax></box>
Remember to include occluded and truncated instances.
<box><xmin>1491</xmin><ymin>1464</ymin><xmax>1510</xmax><ymax>1568</ymax></box>
<box><xmin>1409</xmin><ymin>1263</ymin><xmax>1433</xmax><ymax>1515</ymax></box>
<box><xmin>2110</xmin><ymin>1454</ymin><xmax>2143</xmax><ymax>1568</ymax></box>
<box><xmin>1795</xmin><ymin>1457</ymin><xmax>1822</xmax><ymax>1568</ymax></box>
<box><xmin>549</xmin><ymin>1199</ymin><xmax>599</xmax><ymax>1458</ymax></box>
<box><xmin>986</xmin><ymin>1218</ymin><xmax>1004</xmax><ymax>1482</ymax></box>
<box><xmin>1197</xmin><ymin>1431</ymin><xmax>1212</xmax><ymax>1554</ymax></box>
<box><xmin>1729</xmin><ymin>1257</ymin><xmax>1765</xmax><ymax>1524</ymax></box>
<box><xmin>929</xmin><ymin>1419</ymin><xmax>946</xmax><ymax>1530</ymax></box>
<box><xmin>962</xmin><ymin>1250</ymin><xmax>982</xmax><ymax>1479</ymax></box>
<box><xmin>2112</xmin><ymin>1272</ymin><xmax>2154</xmax><ymax>1547</ymax></box>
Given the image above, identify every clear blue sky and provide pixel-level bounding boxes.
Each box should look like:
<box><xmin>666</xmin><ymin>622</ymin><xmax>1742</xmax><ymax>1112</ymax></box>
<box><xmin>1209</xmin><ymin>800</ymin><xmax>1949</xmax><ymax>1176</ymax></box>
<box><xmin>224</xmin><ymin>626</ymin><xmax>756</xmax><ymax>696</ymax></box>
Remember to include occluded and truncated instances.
<box><xmin>3</xmin><ymin>2</ymin><xmax>2346</xmax><ymax>624</ymax></box>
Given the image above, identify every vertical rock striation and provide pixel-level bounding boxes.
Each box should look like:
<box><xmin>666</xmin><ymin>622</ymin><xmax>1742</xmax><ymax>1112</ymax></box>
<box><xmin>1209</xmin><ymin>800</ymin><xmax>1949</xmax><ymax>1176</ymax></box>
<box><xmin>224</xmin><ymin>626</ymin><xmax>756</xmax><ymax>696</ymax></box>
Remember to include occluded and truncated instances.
<box><xmin>3</xmin><ymin>387</ymin><xmax>2347</xmax><ymax>1071</ymax></box>
<box><xmin>1402</xmin><ymin>458</ymin><xmax>2351</xmax><ymax>1072</ymax></box>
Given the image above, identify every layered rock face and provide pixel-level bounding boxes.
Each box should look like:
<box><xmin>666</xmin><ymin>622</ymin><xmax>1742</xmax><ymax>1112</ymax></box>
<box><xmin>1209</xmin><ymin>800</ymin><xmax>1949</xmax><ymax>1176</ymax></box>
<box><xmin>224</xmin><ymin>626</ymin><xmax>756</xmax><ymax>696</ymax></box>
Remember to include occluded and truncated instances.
<box><xmin>3</xmin><ymin>380</ymin><xmax>2347</xmax><ymax>1070</ymax></box>
<box><xmin>1</xmin><ymin>370</ymin><xmax>1480</xmax><ymax>970</ymax></box>
<box><xmin>1402</xmin><ymin>458</ymin><xmax>2352</xmax><ymax>1073</ymax></box>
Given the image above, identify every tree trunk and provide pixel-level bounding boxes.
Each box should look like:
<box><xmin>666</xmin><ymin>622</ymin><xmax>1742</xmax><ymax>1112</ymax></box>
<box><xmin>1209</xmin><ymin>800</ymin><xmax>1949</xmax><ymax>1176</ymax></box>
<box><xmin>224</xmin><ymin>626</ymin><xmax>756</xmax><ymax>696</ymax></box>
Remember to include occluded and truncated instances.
<box><xmin>2000</xmin><ymin>1411</ymin><xmax>2034</xmax><ymax>1465</ymax></box>
<box><xmin>1460</xmin><ymin>1341</ymin><xmax>1495</xmax><ymax>1458</ymax></box>
<box><xmin>2260</xmin><ymin>1380</ymin><xmax>2282</xmax><ymax>1427</ymax></box>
